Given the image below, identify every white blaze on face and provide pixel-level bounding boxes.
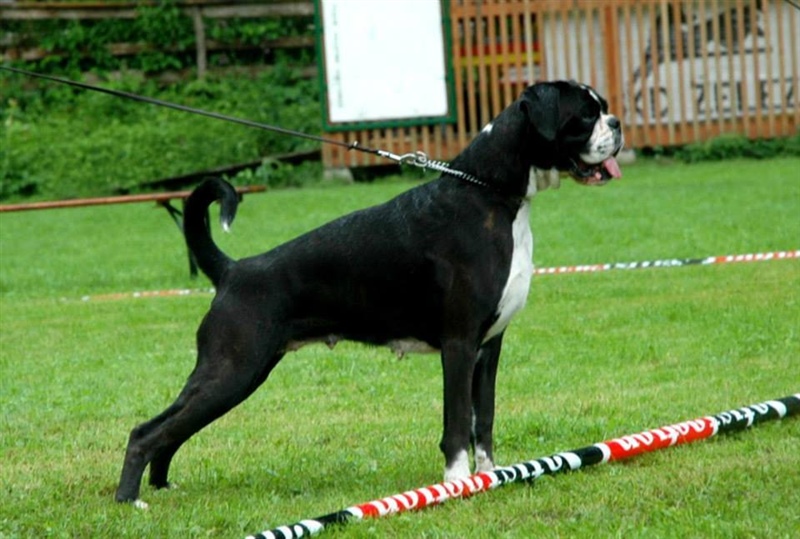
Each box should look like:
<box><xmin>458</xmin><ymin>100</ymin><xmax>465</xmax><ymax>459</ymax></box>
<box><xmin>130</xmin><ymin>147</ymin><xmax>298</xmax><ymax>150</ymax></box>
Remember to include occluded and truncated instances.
<box><xmin>582</xmin><ymin>84</ymin><xmax>603</xmax><ymax>106</ymax></box>
<box><xmin>577</xmin><ymin>83</ymin><xmax>622</xmax><ymax>165</ymax></box>
<box><xmin>580</xmin><ymin>114</ymin><xmax>619</xmax><ymax>165</ymax></box>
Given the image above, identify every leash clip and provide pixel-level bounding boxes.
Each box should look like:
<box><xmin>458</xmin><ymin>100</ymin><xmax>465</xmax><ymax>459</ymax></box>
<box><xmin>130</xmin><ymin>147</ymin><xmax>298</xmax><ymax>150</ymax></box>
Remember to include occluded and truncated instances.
<box><xmin>398</xmin><ymin>151</ymin><xmax>429</xmax><ymax>168</ymax></box>
<box><xmin>377</xmin><ymin>149</ymin><xmax>429</xmax><ymax>168</ymax></box>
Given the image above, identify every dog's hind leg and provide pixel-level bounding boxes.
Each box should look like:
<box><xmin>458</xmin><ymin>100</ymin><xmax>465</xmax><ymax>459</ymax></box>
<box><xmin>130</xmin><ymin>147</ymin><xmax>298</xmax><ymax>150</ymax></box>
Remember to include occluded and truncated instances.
<box><xmin>149</xmin><ymin>348</ymin><xmax>283</xmax><ymax>488</ymax></box>
<box><xmin>147</xmin><ymin>441</ymin><xmax>181</xmax><ymax>490</ymax></box>
<box><xmin>116</xmin><ymin>318</ymin><xmax>285</xmax><ymax>504</ymax></box>
<box><xmin>146</xmin><ymin>347</ymin><xmax>280</xmax><ymax>491</ymax></box>
<box><xmin>471</xmin><ymin>333</ymin><xmax>503</xmax><ymax>473</ymax></box>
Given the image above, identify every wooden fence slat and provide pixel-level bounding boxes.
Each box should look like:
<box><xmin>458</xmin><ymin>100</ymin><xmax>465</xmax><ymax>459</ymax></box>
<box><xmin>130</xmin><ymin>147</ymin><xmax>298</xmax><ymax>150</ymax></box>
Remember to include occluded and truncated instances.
<box><xmin>722</xmin><ymin>0</ymin><xmax>737</xmax><ymax>132</ymax></box>
<box><xmin>190</xmin><ymin>6</ymin><xmax>207</xmax><ymax>80</ymax></box>
<box><xmin>762</xmin><ymin>0</ymin><xmax>775</xmax><ymax>138</ymax></box>
<box><xmin>476</xmin><ymin>2</ymin><xmax>490</xmax><ymax>129</ymax></box>
<box><xmin>603</xmin><ymin>2</ymin><xmax>622</xmax><ymax>120</ymax></box>
<box><xmin>635</xmin><ymin>2</ymin><xmax>649</xmax><ymax>140</ymax></box>
<box><xmin>527</xmin><ymin>0</ymin><xmax>542</xmax><ymax>87</ymax></box>
<box><xmin>497</xmin><ymin>0</ymin><xmax>513</xmax><ymax>105</ymax></box>
<box><xmin>197</xmin><ymin>3</ymin><xmax>313</xmax><ymax>18</ymax></box>
<box><xmin>0</xmin><ymin>7</ymin><xmax>138</xmax><ymax>19</ymax></box>
<box><xmin>789</xmin><ymin>0</ymin><xmax>800</xmax><ymax>130</ymax></box>
<box><xmin>683</xmin><ymin>0</ymin><xmax>699</xmax><ymax>141</ymax></box>
<box><xmin>672</xmin><ymin>0</ymin><xmax>688</xmax><ymax>144</ymax></box>
<box><xmin>0</xmin><ymin>2</ymin><xmax>314</xmax><ymax>20</ymax></box>
<box><xmin>735</xmin><ymin>0</ymin><xmax>750</xmax><ymax>137</ymax></box>
<box><xmin>776</xmin><ymin>0</ymin><xmax>789</xmax><ymax>136</ymax></box>
<box><xmin>621</xmin><ymin>3</ymin><xmax>637</xmax><ymax>145</ymax></box>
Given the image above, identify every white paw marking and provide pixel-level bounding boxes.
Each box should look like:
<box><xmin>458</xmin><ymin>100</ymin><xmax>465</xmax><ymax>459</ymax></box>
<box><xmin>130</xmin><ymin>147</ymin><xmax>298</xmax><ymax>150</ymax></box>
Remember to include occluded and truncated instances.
<box><xmin>133</xmin><ymin>499</ymin><xmax>149</xmax><ymax>510</ymax></box>
<box><xmin>444</xmin><ymin>450</ymin><xmax>471</xmax><ymax>482</ymax></box>
<box><xmin>475</xmin><ymin>446</ymin><xmax>495</xmax><ymax>473</ymax></box>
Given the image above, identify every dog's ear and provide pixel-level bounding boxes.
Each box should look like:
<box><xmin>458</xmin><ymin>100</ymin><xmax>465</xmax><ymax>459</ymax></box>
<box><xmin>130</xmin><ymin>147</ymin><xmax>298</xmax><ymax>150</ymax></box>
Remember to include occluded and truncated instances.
<box><xmin>519</xmin><ymin>83</ymin><xmax>560</xmax><ymax>143</ymax></box>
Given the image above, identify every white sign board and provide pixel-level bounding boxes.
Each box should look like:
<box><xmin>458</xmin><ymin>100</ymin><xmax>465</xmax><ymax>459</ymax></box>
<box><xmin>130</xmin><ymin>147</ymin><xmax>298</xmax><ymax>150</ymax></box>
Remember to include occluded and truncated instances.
<box><xmin>319</xmin><ymin>0</ymin><xmax>450</xmax><ymax>126</ymax></box>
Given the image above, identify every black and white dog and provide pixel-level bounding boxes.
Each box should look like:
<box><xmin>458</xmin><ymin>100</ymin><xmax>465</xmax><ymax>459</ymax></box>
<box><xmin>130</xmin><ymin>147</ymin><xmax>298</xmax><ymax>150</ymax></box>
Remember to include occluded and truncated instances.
<box><xmin>116</xmin><ymin>80</ymin><xmax>623</xmax><ymax>505</ymax></box>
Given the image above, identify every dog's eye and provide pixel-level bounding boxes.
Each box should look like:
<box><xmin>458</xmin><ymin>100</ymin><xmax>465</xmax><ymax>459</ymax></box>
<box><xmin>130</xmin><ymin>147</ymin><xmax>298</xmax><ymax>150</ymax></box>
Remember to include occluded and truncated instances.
<box><xmin>560</xmin><ymin>116</ymin><xmax>595</xmax><ymax>142</ymax></box>
<box><xmin>569</xmin><ymin>116</ymin><xmax>596</xmax><ymax>132</ymax></box>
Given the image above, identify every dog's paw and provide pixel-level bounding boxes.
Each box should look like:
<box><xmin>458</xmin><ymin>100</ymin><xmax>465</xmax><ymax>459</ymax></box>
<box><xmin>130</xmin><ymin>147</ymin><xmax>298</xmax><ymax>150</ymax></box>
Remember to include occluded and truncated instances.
<box><xmin>474</xmin><ymin>447</ymin><xmax>495</xmax><ymax>473</ymax></box>
<box><xmin>443</xmin><ymin>450</ymin><xmax>471</xmax><ymax>482</ymax></box>
<box><xmin>133</xmin><ymin>499</ymin><xmax>150</xmax><ymax>510</ymax></box>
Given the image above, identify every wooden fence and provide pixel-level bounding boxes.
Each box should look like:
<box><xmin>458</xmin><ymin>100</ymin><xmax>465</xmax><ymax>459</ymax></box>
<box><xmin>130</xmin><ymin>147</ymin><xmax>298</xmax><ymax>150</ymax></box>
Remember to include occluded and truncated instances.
<box><xmin>322</xmin><ymin>0</ymin><xmax>799</xmax><ymax>169</ymax></box>
<box><xmin>0</xmin><ymin>0</ymin><xmax>314</xmax><ymax>78</ymax></box>
<box><xmin>3</xmin><ymin>0</ymin><xmax>797</xmax><ymax>170</ymax></box>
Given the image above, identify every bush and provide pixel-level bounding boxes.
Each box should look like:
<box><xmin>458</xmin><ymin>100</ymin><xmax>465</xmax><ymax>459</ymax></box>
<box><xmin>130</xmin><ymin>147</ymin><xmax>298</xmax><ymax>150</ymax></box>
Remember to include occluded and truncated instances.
<box><xmin>674</xmin><ymin>133</ymin><xmax>800</xmax><ymax>163</ymax></box>
<box><xmin>229</xmin><ymin>158</ymin><xmax>323</xmax><ymax>190</ymax></box>
<box><xmin>0</xmin><ymin>68</ymin><xmax>321</xmax><ymax>201</ymax></box>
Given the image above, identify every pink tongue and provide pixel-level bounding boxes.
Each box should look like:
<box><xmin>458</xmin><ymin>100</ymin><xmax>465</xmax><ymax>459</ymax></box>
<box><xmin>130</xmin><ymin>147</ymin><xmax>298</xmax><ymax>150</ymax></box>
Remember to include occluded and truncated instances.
<box><xmin>603</xmin><ymin>157</ymin><xmax>622</xmax><ymax>178</ymax></box>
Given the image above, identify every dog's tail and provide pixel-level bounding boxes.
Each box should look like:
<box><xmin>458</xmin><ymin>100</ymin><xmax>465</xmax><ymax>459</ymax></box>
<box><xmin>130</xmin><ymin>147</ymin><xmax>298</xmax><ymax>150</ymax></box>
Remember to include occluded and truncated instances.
<box><xmin>183</xmin><ymin>178</ymin><xmax>239</xmax><ymax>287</ymax></box>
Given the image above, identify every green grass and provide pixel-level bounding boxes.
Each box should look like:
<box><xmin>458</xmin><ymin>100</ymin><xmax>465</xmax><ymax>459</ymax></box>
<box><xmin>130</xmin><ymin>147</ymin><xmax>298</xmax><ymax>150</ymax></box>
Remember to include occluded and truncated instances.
<box><xmin>1</xmin><ymin>158</ymin><xmax>799</xmax><ymax>538</ymax></box>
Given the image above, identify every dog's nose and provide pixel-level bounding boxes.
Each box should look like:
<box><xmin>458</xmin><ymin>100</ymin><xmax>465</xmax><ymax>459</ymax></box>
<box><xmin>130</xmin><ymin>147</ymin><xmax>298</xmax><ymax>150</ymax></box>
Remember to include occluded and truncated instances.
<box><xmin>607</xmin><ymin>116</ymin><xmax>620</xmax><ymax>130</ymax></box>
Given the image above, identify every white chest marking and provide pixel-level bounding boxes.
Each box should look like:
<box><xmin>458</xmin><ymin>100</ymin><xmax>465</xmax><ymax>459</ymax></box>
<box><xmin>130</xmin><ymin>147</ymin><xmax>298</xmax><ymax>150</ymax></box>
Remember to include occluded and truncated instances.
<box><xmin>484</xmin><ymin>201</ymin><xmax>533</xmax><ymax>342</ymax></box>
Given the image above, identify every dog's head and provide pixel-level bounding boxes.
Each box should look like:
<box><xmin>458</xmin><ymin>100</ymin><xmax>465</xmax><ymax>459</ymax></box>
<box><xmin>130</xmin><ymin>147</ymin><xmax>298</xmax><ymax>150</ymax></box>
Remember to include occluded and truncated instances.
<box><xmin>519</xmin><ymin>81</ymin><xmax>624</xmax><ymax>191</ymax></box>
<box><xmin>452</xmin><ymin>80</ymin><xmax>623</xmax><ymax>197</ymax></box>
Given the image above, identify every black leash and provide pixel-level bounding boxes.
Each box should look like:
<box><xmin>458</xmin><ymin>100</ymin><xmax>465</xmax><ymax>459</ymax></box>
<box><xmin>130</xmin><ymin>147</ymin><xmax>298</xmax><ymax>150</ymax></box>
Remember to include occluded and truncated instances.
<box><xmin>1</xmin><ymin>66</ymin><xmax>486</xmax><ymax>188</ymax></box>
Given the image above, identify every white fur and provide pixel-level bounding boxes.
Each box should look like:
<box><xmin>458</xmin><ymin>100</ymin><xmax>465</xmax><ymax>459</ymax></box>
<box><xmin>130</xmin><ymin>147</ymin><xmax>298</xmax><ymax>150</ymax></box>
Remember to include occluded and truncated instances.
<box><xmin>482</xmin><ymin>122</ymin><xmax>494</xmax><ymax>134</ymax></box>
<box><xmin>483</xmin><ymin>199</ymin><xmax>533</xmax><ymax>342</ymax></box>
<box><xmin>528</xmin><ymin>167</ymin><xmax>561</xmax><ymax>196</ymax></box>
<box><xmin>474</xmin><ymin>445</ymin><xmax>494</xmax><ymax>473</ymax></box>
<box><xmin>581</xmin><ymin>113</ymin><xmax>623</xmax><ymax>164</ymax></box>
<box><xmin>581</xmin><ymin>83</ymin><xmax>603</xmax><ymax>106</ymax></box>
<box><xmin>444</xmin><ymin>449</ymin><xmax>471</xmax><ymax>482</ymax></box>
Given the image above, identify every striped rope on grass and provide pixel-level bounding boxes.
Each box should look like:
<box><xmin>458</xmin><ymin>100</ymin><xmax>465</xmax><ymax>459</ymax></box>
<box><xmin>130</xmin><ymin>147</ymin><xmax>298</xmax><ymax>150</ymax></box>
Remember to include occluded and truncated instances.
<box><xmin>246</xmin><ymin>394</ymin><xmax>799</xmax><ymax>539</ymax></box>
<box><xmin>76</xmin><ymin>250</ymin><xmax>798</xmax><ymax>302</ymax></box>
<box><xmin>533</xmin><ymin>249</ymin><xmax>799</xmax><ymax>276</ymax></box>
<box><xmin>78</xmin><ymin>288</ymin><xmax>215</xmax><ymax>302</ymax></box>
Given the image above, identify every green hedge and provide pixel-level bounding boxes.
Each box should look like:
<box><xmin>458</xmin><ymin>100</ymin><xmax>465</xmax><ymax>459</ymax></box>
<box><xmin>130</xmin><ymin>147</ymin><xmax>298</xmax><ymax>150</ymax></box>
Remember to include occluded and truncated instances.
<box><xmin>1</xmin><ymin>67</ymin><xmax>320</xmax><ymax>200</ymax></box>
<box><xmin>641</xmin><ymin>132</ymin><xmax>800</xmax><ymax>163</ymax></box>
<box><xmin>676</xmin><ymin>133</ymin><xmax>800</xmax><ymax>162</ymax></box>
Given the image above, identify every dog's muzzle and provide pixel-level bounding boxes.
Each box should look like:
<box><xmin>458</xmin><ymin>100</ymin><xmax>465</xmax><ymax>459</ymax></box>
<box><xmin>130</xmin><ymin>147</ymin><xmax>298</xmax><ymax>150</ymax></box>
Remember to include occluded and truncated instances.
<box><xmin>570</xmin><ymin>117</ymin><xmax>624</xmax><ymax>186</ymax></box>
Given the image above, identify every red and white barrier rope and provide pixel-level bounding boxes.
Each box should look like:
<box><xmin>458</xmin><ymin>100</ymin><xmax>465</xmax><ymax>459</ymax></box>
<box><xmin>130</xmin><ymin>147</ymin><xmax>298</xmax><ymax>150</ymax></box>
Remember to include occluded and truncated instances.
<box><xmin>76</xmin><ymin>249</ymin><xmax>798</xmax><ymax>302</ymax></box>
<box><xmin>246</xmin><ymin>394</ymin><xmax>799</xmax><ymax>539</ymax></box>
<box><xmin>78</xmin><ymin>288</ymin><xmax>215</xmax><ymax>302</ymax></box>
<box><xmin>533</xmin><ymin>249</ymin><xmax>799</xmax><ymax>275</ymax></box>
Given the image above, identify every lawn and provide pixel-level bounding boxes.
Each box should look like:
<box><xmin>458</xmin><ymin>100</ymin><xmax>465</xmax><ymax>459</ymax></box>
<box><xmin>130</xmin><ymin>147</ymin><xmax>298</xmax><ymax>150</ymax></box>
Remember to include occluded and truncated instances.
<box><xmin>1</xmin><ymin>157</ymin><xmax>798</xmax><ymax>538</ymax></box>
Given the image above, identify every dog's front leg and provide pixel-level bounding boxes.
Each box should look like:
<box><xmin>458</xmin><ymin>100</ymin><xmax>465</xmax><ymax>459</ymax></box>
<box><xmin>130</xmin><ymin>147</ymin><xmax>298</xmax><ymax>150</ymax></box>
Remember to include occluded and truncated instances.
<box><xmin>440</xmin><ymin>339</ymin><xmax>478</xmax><ymax>482</ymax></box>
<box><xmin>471</xmin><ymin>333</ymin><xmax>503</xmax><ymax>474</ymax></box>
